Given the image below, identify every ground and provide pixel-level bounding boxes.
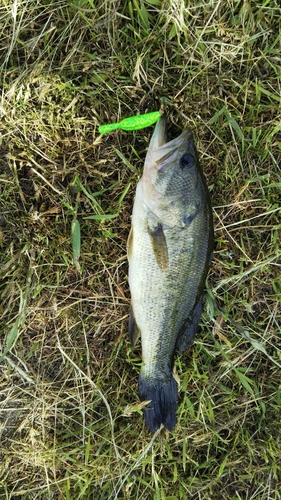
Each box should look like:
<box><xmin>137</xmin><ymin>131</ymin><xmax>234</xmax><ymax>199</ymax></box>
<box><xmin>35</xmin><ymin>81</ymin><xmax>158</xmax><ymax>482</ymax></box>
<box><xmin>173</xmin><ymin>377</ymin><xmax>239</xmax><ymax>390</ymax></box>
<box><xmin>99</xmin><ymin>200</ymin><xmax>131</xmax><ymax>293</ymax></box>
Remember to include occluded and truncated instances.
<box><xmin>0</xmin><ymin>1</ymin><xmax>281</xmax><ymax>499</ymax></box>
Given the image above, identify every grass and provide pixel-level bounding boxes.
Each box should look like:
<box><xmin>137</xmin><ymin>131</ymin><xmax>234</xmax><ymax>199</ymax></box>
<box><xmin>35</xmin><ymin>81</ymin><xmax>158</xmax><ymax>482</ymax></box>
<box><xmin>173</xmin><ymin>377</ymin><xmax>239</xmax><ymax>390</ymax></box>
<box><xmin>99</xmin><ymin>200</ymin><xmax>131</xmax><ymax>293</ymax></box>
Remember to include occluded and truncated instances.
<box><xmin>0</xmin><ymin>0</ymin><xmax>281</xmax><ymax>498</ymax></box>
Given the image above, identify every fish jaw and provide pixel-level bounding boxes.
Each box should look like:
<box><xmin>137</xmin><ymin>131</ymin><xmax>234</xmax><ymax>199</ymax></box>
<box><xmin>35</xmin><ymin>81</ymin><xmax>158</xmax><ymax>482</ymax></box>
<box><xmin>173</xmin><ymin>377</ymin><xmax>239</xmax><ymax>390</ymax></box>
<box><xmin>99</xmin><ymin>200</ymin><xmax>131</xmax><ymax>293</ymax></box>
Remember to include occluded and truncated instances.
<box><xmin>143</xmin><ymin>115</ymin><xmax>193</xmax><ymax>176</ymax></box>
<box><xmin>141</xmin><ymin>117</ymin><xmax>201</xmax><ymax>228</ymax></box>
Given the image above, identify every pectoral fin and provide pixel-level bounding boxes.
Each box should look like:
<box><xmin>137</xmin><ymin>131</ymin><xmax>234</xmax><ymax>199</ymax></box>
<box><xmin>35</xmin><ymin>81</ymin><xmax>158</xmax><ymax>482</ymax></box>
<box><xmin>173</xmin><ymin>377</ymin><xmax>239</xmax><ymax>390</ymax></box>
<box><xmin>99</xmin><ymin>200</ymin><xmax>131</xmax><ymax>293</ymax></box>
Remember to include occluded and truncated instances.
<box><xmin>127</xmin><ymin>227</ymin><xmax>133</xmax><ymax>261</ymax></box>
<box><xmin>147</xmin><ymin>223</ymin><xmax>169</xmax><ymax>271</ymax></box>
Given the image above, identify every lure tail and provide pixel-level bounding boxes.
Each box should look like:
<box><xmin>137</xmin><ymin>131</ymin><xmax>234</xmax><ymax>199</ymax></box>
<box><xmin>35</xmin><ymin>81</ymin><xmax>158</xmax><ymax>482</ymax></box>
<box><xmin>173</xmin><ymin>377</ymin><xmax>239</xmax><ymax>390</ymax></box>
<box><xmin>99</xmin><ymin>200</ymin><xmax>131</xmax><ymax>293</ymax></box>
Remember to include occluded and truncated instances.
<box><xmin>98</xmin><ymin>122</ymin><xmax>121</xmax><ymax>134</ymax></box>
<box><xmin>98</xmin><ymin>111</ymin><xmax>161</xmax><ymax>134</ymax></box>
<box><xmin>138</xmin><ymin>371</ymin><xmax>178</xmax><ymax>432</ymax></box>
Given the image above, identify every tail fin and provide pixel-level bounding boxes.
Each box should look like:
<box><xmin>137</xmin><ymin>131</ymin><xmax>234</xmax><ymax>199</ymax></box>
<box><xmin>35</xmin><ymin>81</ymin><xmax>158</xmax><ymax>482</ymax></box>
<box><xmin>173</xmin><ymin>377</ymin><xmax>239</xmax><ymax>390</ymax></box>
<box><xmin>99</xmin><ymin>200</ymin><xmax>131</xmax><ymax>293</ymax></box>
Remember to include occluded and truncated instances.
<box><xmin>138</xmin><ymin>372</ymin><xmax>178</xmax><ymax>432</ymax></box>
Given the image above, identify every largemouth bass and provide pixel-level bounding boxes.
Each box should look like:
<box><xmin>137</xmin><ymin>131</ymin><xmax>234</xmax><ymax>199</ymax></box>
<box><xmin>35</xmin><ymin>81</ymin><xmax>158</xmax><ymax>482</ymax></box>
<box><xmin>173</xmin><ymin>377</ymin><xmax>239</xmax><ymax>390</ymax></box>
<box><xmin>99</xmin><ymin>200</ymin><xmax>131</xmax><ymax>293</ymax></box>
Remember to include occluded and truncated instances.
<box><xmin>127</xmin><ymin>116</ymin><xmax>213</xmax><ymax>432</ymax></box>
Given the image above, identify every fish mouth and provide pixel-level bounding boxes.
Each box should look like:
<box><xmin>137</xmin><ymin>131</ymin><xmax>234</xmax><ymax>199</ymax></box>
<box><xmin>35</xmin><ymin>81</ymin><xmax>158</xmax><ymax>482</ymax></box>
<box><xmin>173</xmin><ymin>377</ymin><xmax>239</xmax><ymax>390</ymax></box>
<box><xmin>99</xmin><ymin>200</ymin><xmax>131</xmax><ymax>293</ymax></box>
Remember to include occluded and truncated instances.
<box><xmin>144</xmin><ymin>115</ymin><xmax>192</xmax><ymax>172</ymax></box>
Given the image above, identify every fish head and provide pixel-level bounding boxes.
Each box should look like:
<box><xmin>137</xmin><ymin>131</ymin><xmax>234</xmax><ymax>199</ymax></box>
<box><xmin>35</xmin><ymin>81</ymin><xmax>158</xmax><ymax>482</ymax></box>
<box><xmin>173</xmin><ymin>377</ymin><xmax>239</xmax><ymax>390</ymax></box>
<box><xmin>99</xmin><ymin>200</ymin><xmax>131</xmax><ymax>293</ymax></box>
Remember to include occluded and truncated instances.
<box><xmin>142</xmin><ymin>116</ymin><xmax>207</xmax><ymax>228</ymax></box>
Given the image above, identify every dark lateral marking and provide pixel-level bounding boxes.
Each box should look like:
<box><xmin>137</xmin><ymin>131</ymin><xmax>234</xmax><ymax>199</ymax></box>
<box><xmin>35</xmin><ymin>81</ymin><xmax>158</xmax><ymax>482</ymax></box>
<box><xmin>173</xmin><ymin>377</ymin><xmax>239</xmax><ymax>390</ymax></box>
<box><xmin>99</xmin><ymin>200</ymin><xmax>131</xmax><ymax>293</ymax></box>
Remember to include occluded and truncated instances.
<box><xmin>147</xmin><ymin>222</ymin><xmax>169</xmax><ymax>271</ymax></box>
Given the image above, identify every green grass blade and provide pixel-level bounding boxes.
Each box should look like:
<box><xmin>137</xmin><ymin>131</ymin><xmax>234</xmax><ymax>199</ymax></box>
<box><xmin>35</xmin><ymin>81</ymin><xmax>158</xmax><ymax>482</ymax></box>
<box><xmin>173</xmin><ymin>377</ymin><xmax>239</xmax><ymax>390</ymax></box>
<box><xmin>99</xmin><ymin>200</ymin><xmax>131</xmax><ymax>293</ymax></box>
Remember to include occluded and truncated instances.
<box><xmin>207</xmin><ymin>105</ymin><xmax>226</xmax><ymax>124</ymax></box>
<box><xmin>0</xmin><ymin>316</ymin><xmax>21</xmax><ymax>363</ymax></box>
<box><xmin>72</xmin><ymin>218</ymin><xmax>81</xmax><ymax>271</ymax></box>
<box><xmin>83</xmin><ymin>213</ymin><xmax>119</xmax><ymax>220</ymax></box>
<box><xmin>115</xmin><ymin>149</ymin><xmax>138</xmax><ymax>173</ymax></box>
<box><xmin>224</xmin><ymin>110</ymin><xmax>244</xmax><ymax>141</ymax></box>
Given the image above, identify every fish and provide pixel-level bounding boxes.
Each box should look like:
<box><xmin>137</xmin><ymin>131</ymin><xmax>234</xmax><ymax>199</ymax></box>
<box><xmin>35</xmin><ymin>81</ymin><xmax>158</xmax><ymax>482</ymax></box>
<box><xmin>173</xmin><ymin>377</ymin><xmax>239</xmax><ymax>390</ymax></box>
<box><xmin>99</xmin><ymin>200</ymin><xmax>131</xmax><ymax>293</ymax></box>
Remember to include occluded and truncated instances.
<box><xmin>127</xmin><ymin>116</ymin><xmax>214</xmax><ymax>432</ymax></box>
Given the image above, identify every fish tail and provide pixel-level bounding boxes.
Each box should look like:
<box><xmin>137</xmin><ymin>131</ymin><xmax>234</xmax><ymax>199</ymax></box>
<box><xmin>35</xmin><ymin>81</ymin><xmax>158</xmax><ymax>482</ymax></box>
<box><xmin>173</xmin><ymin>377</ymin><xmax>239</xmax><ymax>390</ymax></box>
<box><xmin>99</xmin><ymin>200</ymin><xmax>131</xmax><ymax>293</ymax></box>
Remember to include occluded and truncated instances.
<box><xmin>138</xmin><ymin>371</ymin><xmax>178</xmax><ymax>432</ymax></box>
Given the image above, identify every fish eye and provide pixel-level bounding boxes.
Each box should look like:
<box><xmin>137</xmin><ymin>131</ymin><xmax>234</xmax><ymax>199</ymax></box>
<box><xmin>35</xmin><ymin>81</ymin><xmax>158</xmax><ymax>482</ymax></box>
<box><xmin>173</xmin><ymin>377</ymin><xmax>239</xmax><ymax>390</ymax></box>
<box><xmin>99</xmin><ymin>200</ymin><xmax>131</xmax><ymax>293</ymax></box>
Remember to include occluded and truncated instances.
<box><xmin>180</xmin><ymin>153</ymin><xmax>194</xmax><ymax>169</ymax></box>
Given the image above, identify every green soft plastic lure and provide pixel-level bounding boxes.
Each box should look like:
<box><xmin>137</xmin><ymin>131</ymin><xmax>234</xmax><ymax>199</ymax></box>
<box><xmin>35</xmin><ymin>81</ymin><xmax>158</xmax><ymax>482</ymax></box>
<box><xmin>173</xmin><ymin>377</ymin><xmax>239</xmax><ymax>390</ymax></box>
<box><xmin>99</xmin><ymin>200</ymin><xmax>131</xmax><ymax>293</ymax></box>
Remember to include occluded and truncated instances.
<box><xmin>99</xmin><ymin>111</ymin><xmax>161</xmax><ymax>134</ymax></box>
